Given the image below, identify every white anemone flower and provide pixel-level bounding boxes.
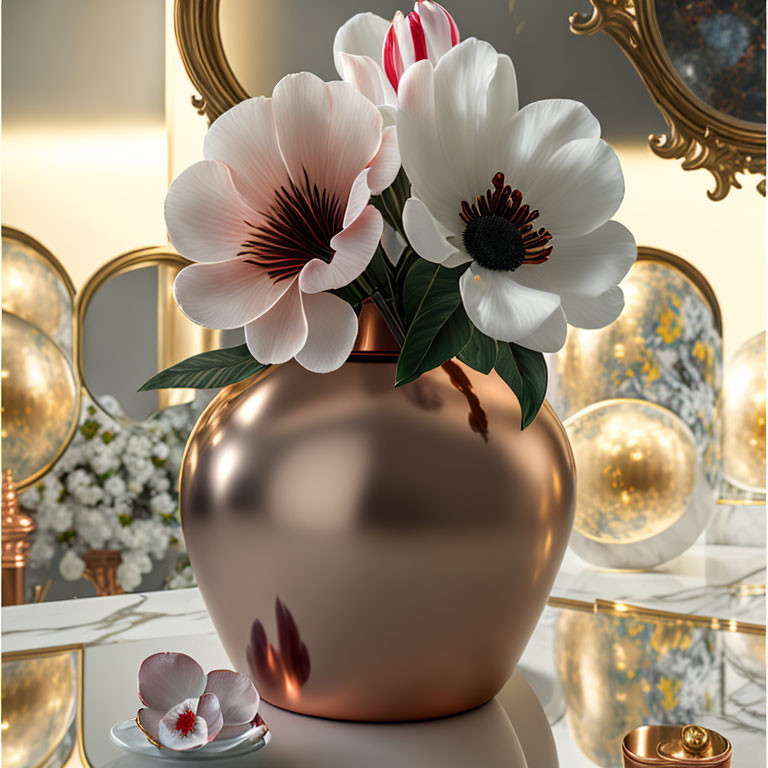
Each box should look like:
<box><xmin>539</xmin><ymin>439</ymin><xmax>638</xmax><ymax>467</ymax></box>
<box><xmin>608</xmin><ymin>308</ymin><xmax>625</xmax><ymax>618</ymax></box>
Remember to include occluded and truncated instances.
<box><xmin>397</xmin><ymin>39</ymin><xmax>636</xmax><ymax>352</ymax></box>
<box><xmin>333</xmin><ymin>1</ymin><xmax>460</xmax><ymax>121</ymax></box>
<box><xmin>136</xmin><ymin>653</ymin><xmax>261</xmax><ymax>750</ymax></box>
<box><xmin>166</xmin><ymin>73</ymin><xmax>399</xmax><ymax>373</ymax></box>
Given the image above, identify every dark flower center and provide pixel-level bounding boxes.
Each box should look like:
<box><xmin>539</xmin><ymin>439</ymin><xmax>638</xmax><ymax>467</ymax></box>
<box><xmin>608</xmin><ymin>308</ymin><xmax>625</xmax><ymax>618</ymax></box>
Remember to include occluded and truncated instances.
<box><xmin>459</xmin><ymin>172</ymin><xmax>552</xmax><ymax>272</ymax></box>
<box><xmin>239</xmin><ymin>170</ymin><xmax>344</xmax><ymax>283</ymax></box>
<box><xmin>175</xmin><ymin>709</ymin><xmax>197</xmax><ymax>736</ymax></box>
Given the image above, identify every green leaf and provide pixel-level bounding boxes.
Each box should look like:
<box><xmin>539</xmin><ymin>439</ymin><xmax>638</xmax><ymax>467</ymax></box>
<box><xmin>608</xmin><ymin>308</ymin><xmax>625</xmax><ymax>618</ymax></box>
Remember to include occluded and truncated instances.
<box><xmin>139</xmin><ymin>344</ymin><xmax>267</xmax><ymax>391</ymax></box>
<box><xmin>396</xmin><ymin>305</ymin><xmax>472</xmax><ymax>387</ymax></box>
<box><xmin>494</xmin><ymin>343</ymin><xmax>548</xmax><ymax>429</ymax></box>
<box><xmin>396</xmin><ymin>261</ymin><xmax>466</xmax><ymax>386</ymax></box>
<box><xmin>458</xmin><ymin>329</ymin><xmax>498</xmax><ymax>374</ymax></box>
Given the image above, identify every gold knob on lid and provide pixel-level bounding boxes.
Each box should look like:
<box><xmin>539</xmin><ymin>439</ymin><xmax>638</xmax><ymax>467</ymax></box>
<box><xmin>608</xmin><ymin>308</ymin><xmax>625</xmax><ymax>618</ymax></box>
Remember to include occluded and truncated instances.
<box><xmin>681</xmin><ymin>725</ymin><xmax>710</xmax><ymax>754</ymax></box>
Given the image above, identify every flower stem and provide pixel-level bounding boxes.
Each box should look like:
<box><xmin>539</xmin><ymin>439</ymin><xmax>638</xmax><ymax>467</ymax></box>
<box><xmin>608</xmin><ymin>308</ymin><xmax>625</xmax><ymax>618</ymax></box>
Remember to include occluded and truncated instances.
<box><xmin>355</xmin><ymin>273</ymin><xmax>406</xmax><ymax>347</ymax></box>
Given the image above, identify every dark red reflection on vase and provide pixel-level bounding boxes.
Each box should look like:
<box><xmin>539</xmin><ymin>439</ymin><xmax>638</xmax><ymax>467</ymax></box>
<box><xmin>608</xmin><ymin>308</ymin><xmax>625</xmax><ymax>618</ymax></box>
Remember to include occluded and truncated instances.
<box><xmin>247</xmin><ymin>597</ymin><xmax>311</xmax><ymax>697</ymax></box>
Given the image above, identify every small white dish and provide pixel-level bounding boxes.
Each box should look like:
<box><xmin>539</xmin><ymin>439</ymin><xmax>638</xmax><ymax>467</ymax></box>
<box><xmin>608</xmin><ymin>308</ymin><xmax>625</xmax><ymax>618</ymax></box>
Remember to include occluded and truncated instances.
<box><xmin>109</xmin><ymin>718</ymin><xmax>269</xmax><ymax>761</ymax></box>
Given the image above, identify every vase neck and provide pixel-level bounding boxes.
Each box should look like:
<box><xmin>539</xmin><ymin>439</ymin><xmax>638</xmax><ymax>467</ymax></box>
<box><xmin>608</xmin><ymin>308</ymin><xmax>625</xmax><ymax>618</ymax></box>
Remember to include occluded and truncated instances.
<box><xmin>352</xmin><ymin>301</ymin><xmax>400</xmax><ymax>355</ymax></box>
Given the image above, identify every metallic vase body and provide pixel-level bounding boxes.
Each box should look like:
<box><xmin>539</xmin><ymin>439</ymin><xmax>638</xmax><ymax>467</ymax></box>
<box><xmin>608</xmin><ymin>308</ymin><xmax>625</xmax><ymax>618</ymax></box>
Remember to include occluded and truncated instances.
<box><xmin>180</xmin><ymin>339</ymin><xmax>575</xmax><ymax>721</ymax></box>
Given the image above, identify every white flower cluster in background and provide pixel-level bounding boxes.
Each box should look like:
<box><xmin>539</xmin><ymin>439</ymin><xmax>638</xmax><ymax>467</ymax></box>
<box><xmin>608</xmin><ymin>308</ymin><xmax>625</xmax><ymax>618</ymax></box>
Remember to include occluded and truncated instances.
<box><xmin>21</xmin><ymin>394</ymin><xmax>201</xmax><ymax>592</ymax></box>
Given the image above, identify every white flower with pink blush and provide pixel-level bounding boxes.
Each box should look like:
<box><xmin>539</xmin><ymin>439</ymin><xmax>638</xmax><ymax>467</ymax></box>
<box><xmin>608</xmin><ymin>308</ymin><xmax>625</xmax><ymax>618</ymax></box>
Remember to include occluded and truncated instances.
<box><xmin>334</xmin><ymin>1</ymin><xmax>460</xmax><ymax>118</ymax></box>
<box><xmin>166</xmin><ymin>72</ymin><xmax>400</xmax><ymax>373</ymax></box>
<box><xmin>136</xmin><ymin>652</ymin><xmax>261</xmax><ymax>751</ymax></box>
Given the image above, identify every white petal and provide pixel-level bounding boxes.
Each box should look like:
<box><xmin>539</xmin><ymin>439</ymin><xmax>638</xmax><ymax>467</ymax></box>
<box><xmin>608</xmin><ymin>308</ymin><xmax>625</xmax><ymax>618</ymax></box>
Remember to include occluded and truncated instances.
<box><xmin>217</xmin><ymin>722</ymin><xmax>256</xmax><ymax>740</ymax></box>
<box><xmin>366</xmin><ymin>126</ymin><xmax>401</xmax><ymax>194</ymax></box>
<box><xmin>333</xmin><ymin>12</ymin><xmax>390</xmax><ymax>75</ymax></box>
<box><xmin>203</xmin><ymin>97</ymin><xmax>289</xmax><ymax>212</ymax></box>
<box><xmin>382</xmin><ymin>222</ymin><xmax>406</xmax><ymax>266</ymax></box>
<box><xmin>402</xmin><ymin>196</ymin><xmax>459</xmax><ymax>264</ymax></box>
<box><xmin>136</xmin><ymin>708</ymin><xmax>163</xmax><ymax>744</ymax></box>
<box><xmin>343</xmin><ymin>169</ymin><xmax>372</xmax><ymax>229</ymax></box>
<box><xmin>337</xmin><ymin>52</ymin><xmax>396</xmax><ymax>107</ymax></box>
<box><xmin>459</xmin><ymin>264</ymin><xmax>560</xmax><ymax>342</ymax></box>
<box><xmin>396</xmin><ymin>60</ymin><xmax>464</xmax><ymax>232</ymax></box>
<box><xmin>526</xmin><ymin>137</ymin><xmax>624</xmax><ymax>237</ymax></box>
<box><xmin>204</xmin><ymin>670</ymin><xmax>260</xmax><ymax>727</ymax></box>
<box><xmin>514</xmin><ymin>307</ymin><xmax>567</xmax><ymax>353</ymax></box>
<box><xmin>173</xmin><ymin>260</ymin><xmax>291</xmax><ymax>330</ymax></box>
<box><xmin>501</xmin><ymin>99</ymin><xmax>601</xmax><ymax>193</ymax></box>
<box><xmin>484</xmin><ymin>54</ymin><xmax>519</xmax><ymax>169</ymax></box>
<box><xmin>295</xmin><ymin>292</ymin><xmax>358</xmax><ymax>373</ymax></box>
<box><xmin>158</xmin><ymin>699</ymin><xmax>208</xmax><ymax>751</ymax></box>
<box><xmin>418</xmin><ymin>1</ymin><xmax>458</xmax><ymax>63</ymax></box>
<box><xmin>165</xmin><ymin>161</ymin><xmax>257</xmax><ymax>264</ymax></box>
<box><xmin>244</xmin><ymin>281</ymin><xmax>308</xmax><ymax>364</ymax></box>
<box><xmin>138</xmin><ymin>653</ymin><xmax>206</xmax><ymax>712</ymax></box>
<box><xmin>512</xmin><ymin>221</ymin><xmax>636</xmax><ymax>297</ymax></box>
<box><xmin>272</xmin><ymin>72</ymin><xmax>331</xmax><ymax>189</ymax></box>
<box><xmin>325</xmin><ymin>81</ymin><xmax>383</xmax><ymax>199</ymax></box>
<box><xmin>196</xmin><ymin>693</ymin><xmax>223</xmax><ymax>742</ymax></box>
<box><xmin>433</xmin><ymin>38</ymin><xmax>506</xmax><ymax>196</ymax></box>
<box><xmin>561</xmin><ymin>285</ymin><xmax>625</xmax><ymax>329</ymax></box>
<box><xmin>299</xmin><ymin>205</ymin><xmax>382</xmax><ymax>294</ymax></box>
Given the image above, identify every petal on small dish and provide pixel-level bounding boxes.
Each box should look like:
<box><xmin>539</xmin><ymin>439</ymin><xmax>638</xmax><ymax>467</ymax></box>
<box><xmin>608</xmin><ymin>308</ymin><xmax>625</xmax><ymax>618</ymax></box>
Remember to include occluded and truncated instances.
<box><xmin>561</xmin><ymin>285</ymin><xmax>625</xmax><ymax>329</ymax></box>
<box><xmin>402</xmin><ymin>196</ymin><xmax>459</xmax><ymax>264</ymax></box>
<box><xmin>366</xmin><ymin>126</ymin><xmax>401</xmax><ymax>195</ymax></box>
<box><xmin>300</xmin><ymin>205</ymin><xmax>382</xmax><ymax>294</ymax></box>
<box><xmin>136</xmin><ymin>708</ymin><xmax>163</xmax><ymax>747</ymax></box>
<box><xmin>138</xmin><ymin>653</ymin><xmax>206</xmax><ymax>712</ymax></box>
<box><xmin>459</xmin><ymin>264</ymin><xmax>560</xmax><ymax>342</ymax></box>
<box><xmin>203</xmin><ymin>96</ymin><xmax>290</xmax><ymax>213</ymax></box>
<box><xmin>245</xmin><ymin>281</ymin><xmax>308</xmax><ymax>365</ymax></box>
<box><xmin>196</xmin><ymin>692</ymin><xmax>223</xmax><ymax>742</ymax></box>
<box><xmin>295</xmin><ymin>291</ymin><xmax>358</xmax><ymax>374</ymax></box>
<box><xmin>204</xmin><ymin>670</ymin><xmax>260</xmax><ymax>727</ymax></box>
<box><xmin>173</xmin><ymin>259</ymin><xmax>293</xmax><ymax>330</ymax></box>
<box><xmin>164</xmin><ymin>161</ymin><xmax>258</xmax><ymax>264</ymax></box>
<box><xmin>158</xmin><ymin>699</ymin><xmax>208</xmax><ymax>751</ymax></box>
<box><xmin>514</xmin><ymin>306</ymin><xmax>568</xmax><ymax>353</ymax></box>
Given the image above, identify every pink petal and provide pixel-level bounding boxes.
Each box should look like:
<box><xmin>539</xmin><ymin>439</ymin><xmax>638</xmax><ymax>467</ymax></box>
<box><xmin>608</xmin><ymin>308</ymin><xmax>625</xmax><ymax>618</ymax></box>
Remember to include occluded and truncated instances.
<box><xmin>366</xmin><ymin>126</ymin><xmax>400</xmax><ymax>194</ymax></box>
<box><xmin>295</xmin><ymin>292</ymin><xmax>358</xmax><ymax>373</ymax></box>
<box><xmin>325</xmin><ymin>81</ymin><xmax>382</xmax><ymax>200</ymax></box>
<box><xmin>337</xmin><ymin>52</ymin><xmax>396</xmax><ymax>108</ymax></box>
<box><xmin>203</xmin><ymin>97</ymin><xmax>289</xmax><ymax>213</ymax></box>
<box><xmin>173</xmin><ymin>259</ymin><xmax>292</xmax><ymax>330</ymax></box>
<box><xmin>204</xmin><ymin>670</ymin><xmax>260</xmax><ymax>727</ymax></box>
<box><xmin>417</xmin><ymin>1</ymin><xmax>457</xmax><ymax>63</ymax></box>
<box><xmin>272</xmin><ymin>72</ymin><xmax>331</xmax><ymax>189</ymax></box>
<box><xmin>343</xmin><ymin>168</ymin><xmax>372</xmax><ymax>229</ymax></box>
<box><xmin>158</xmin><ymin>698</ymin><xmax>208</xmax><ymax>751</ymax></box>
<box><xmin>138</xmin><ymin>653</ymin><xmax>206</xmax><ymax>712</ymax></box>
<box><xmin>136</xmin><ymin>708</ymin><xmax>163</xmax><ymax>746</ymax></box>
<box><xmin>165</xmin><ymin>161</ymin><xmax>258</xmax><ymax>264</ymax></box>
<box><xmin>196</xmin><ymin>692</ymin><xmax>223</xmax><ymax>742</ymax></box>
<box><xmin>244</xmin><ymin>280</ymin><xmax>308</xmax><ymax>364</ymax></box>
<box><xmin>299</xmin><ymin>205</ymin><xmax>382</xmax><ymax>294</ymax></box>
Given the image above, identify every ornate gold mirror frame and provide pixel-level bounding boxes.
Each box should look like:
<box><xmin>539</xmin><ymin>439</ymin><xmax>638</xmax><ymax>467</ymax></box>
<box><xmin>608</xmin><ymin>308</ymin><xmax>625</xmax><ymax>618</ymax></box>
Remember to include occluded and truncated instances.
<box><xmin>174</xmin><ymin>0</ymin><xmax>247</xmax><ymax>123</ymax></box>
<box><xmin>570</xmin><ymin>0</ymin><xmax>766</xmax><ymax>201</ymax></box>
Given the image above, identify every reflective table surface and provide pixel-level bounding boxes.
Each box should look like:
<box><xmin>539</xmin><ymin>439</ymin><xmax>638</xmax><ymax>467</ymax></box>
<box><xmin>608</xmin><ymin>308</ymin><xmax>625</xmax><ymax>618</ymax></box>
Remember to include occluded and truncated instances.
<box><xmin>2</xmin><ymin>585</ymin><xmax>765</xmax><ymax>768</ymax></box>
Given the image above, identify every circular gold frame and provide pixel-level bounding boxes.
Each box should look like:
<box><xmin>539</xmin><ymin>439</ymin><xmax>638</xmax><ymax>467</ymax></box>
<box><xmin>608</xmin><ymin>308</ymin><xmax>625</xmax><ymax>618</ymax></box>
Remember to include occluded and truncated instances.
<box><xmin>570</xmin><ymin>0</ymin><xmax>765</xmax><ymax>201</ymax></box>
<box><xmin>174</xmin><ymin>0</ymin><xmax>248</xmax><ymax>124</ymax></box>
<box><xmin>636</xmin><ymin>245</ymin><xmax>722</xmax><ymax>336</ymax></box>
<box><xmin>74</xmin><ymin>246</ymin><xmax>189</xmax><ymax>421</ymax></box>
<box><xmin>2</xmin><ymin>226</ymin><xmax>76</xmax><ymax>299</ymax></box>
<box><xmin>2</xmin><ymin>227</ymin><xmax>79</xmax><ymax>491</ymax></box>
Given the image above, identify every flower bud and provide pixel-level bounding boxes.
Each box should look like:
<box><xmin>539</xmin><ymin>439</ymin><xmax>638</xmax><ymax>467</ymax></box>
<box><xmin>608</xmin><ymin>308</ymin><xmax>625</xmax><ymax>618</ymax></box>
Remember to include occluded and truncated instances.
<box><xmin>383</xmin><ymin>2</ymin><xmax>460</xmax><ymax>91</ymax></box>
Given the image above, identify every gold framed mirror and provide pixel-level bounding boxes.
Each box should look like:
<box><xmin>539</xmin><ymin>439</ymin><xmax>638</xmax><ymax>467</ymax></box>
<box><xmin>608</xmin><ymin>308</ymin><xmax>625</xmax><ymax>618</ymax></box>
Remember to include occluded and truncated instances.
<box><xmin>570</xmin><ymin>0</ymin><xmax>766</xmax><ymax>200</ymax></box>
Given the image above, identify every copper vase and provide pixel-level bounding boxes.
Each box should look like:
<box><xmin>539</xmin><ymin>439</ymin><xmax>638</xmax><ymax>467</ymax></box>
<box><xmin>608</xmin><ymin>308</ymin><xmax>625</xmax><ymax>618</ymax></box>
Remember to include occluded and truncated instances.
<box><xmin>180</xmin><ymin>307</ymin><xmax>576</xmax><ymax>721</ymax></box>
